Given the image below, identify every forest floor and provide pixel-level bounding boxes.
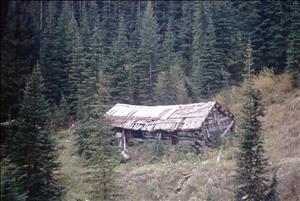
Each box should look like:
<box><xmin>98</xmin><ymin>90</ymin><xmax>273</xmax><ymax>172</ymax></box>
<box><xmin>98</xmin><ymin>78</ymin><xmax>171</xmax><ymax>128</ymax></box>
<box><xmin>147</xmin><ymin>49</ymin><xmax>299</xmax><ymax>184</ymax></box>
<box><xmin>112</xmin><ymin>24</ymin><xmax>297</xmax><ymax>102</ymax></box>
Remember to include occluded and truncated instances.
<box><xmin>56</xmin><ymin>130</ymin><xmax>92</xmax><ymax>201</ymax></box>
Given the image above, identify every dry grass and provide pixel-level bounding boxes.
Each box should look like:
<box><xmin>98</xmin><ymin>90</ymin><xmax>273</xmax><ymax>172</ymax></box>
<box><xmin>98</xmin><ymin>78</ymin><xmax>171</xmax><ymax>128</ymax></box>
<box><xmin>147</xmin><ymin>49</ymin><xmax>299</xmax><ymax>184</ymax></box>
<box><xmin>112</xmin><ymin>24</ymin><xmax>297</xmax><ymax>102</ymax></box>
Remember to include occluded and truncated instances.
<box><xmin>55</xmin><ymin>72</ymin><xmax>300</xmax><ymax>201</ymax></box>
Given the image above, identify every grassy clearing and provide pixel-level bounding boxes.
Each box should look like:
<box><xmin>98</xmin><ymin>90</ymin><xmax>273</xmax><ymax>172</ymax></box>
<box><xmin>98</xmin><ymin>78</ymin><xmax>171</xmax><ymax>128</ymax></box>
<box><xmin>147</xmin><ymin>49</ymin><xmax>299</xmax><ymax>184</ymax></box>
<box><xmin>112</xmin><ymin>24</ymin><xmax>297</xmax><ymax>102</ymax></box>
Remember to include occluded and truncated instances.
<box><xmin>56</xmin><ymin>130</ymin><xmax>93</xmax><ymax>201</ymax></box>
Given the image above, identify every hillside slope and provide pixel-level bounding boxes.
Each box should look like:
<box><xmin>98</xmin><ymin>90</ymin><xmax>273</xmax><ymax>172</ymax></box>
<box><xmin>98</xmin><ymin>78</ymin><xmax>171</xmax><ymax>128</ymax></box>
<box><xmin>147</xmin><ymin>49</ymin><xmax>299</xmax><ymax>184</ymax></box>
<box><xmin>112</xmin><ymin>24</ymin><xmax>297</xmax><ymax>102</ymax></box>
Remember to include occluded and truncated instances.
<box><xmin>56</xmin><ymin>81</ymin><xmax>300</xmax><ymax>201</ymax></box>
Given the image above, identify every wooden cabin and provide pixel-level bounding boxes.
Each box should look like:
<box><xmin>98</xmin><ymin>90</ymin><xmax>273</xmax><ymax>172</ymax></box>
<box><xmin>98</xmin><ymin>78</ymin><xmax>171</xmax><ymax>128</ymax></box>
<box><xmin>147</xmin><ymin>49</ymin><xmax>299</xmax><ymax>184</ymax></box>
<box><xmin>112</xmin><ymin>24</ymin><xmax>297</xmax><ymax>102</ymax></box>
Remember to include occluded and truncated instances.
<box><xmin>105</xmin><ymin>102</ymin><xmax>234</xmax><ymax>151</ymax></box>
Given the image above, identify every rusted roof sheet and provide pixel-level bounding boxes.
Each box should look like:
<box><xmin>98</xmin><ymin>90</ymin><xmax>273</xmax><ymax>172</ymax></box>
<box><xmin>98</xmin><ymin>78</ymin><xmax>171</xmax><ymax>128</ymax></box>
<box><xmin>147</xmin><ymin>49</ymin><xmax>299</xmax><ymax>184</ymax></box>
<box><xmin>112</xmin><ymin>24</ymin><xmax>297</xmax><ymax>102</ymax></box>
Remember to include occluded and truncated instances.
<box><xmin>105</xmin><ymin>102</ymin><xmax>223</xmax><ymax>132</ymax></box>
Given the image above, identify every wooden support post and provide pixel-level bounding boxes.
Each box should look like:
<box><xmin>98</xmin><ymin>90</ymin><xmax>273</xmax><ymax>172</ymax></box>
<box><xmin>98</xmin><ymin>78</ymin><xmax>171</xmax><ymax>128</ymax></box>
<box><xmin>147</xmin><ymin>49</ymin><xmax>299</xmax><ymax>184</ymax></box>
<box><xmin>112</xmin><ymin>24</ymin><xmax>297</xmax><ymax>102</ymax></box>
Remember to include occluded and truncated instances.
<box><xmin>172</xmin><ymin>132</ymin><xmax>178</xmax><ymax>145</ymax></box>
<box><xmin>122</xmin><ymin>130</ymin><xmax>127</xmax><ymax>151</ymax></box>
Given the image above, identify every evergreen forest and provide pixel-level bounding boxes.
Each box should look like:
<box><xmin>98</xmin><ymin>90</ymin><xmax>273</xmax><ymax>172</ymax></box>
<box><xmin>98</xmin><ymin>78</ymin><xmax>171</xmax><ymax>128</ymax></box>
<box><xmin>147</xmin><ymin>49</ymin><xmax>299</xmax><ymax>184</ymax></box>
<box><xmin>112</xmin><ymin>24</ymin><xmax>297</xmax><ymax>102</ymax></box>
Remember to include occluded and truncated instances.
<box><xmin>1</xmin><ymin>1</ymin><xmax>300</xmax><ymax>201</ymax></box>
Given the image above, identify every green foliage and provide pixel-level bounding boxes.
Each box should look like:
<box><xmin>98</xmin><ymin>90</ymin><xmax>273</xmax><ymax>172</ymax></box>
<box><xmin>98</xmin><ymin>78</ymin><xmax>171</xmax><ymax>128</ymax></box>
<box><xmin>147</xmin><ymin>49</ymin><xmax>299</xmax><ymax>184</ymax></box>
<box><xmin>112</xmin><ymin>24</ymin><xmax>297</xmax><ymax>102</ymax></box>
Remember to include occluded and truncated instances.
<box><xmin>75</xmin><ymin>70</ymin><xmax>120</xmax><ymax>200</ymax></box>
<box><xmin>0</xmin><ymin>1</ymin><xmax>40</xmax><ymax>121</ymax></box>
<box><xmin>178</xmin><ymin>1</ymin><xmax>194</xmax><ymax>75</ymax></box>
<box><xmin>243</xmin><ymin>38</ymin><xmax>255</xmax><ymax>79</ymax></box>
<box><xmin>192</xmin><ymin>4</ymin><xmax>225</xmax><ymax>98</ymax></box>
<box><xmin>51</xmin><ymin>94</ymin><xmax>69</xmax><ymax>130</ymax></box>
<box><xmin>107</xmin><ymin>14</ymin><xmax>131</xmax><ymax>104</ymax></box>
<box><xmin>86</xmin><ymin>122</ymin><xmax>120</xmax><ymax>201</ymax></box>
<box><xmin>10</xmin><ymin>66</ymin><xmax>62</xmax><ymax>201</ymax></box>
<box><xmin>1</xmin><ymin>157</ymin><xmax>27</xmax><ymax>201</ymax></box>
<box><xmin>234</xmin><ymin>80</ymin><xmax>271</xmax><ymax>201</ymax></box>
<box><xmin>40</xmin><ymin>1</ymin><xmax>61</xmax><ymax>105</ymax></box>
<box><xmin>286</xmin><ymin>2</ymin><xmax>300</xmax><ymax>87</ymax></box>
<box><xmin>134</xmin><ymin>1</ymin><xmax>160</xmax><ymax>104</ymax></box>
<box><xmin>155</xmin><ymin>64</ymin><xmax>189</xmax><ymax>105</ymax></box>
<box><xmin>159</xmin><ymin>18</ymin><xmax>177</xmax><ymax>71</ymax></box>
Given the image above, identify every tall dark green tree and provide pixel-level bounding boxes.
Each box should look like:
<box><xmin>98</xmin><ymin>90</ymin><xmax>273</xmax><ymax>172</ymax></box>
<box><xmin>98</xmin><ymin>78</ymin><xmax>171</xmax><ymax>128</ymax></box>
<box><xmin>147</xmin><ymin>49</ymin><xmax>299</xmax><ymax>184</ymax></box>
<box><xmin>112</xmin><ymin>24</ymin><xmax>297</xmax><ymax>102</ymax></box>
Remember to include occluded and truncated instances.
<box><xmin>134</xmin><ymin>1</ymin><xmax>160</xmax><ymax>104</ymax></box>
<box><xmin>75</xmin><ymin>72</ymin><xmax>119</xmax><ymax>200</ymax></box>
<box><xmin>1</xmin><ymin>157</ymin><xmax>27</xmax><ymax>201</ymax></box>
<box><xmin>56</xmin><ymin>1</ymin><xmax>80</xmax><ymax>108</ymax></box>
<box><xmin>67</xmin><ymin>12</ymin><xmax>85</xmax><ymax>118</ymax></box>
<box><xmin>159</xmin><ymin>18</ymin><xmax>177</xmax><ymax>71</ymax></box>
<box><xmin>107</xmin><ymin>14</ymin><xmax>131</xmax><ymax>104</ymax></box>
<box><xmin>234</xmin><ymin>79</ymin><xmax>269</xmax><ymax>201</ymax></box>
<box><xmin>10</xmin><ymin>66</ymin><xmax>62</xmax><ymax>201</ymax></box>
<box><xmin>178</xmin><ymin>1</ymin><xmax>194</xmax><ymax>75</ymax></box>
<box><xmin>243</xmin><ymin>38</ymin><xmax>255</xmax><ymax>79</ymax></box>
<box><xmin>155</xmin><ymin>64</ymin><xmax>189</xmax><ymax>105</ymax></box>
<box><xmin>40</xmin><ymin>1</ymin><xmax>61</xmax><ymax>105</ymax></box>
<box><xmin>286</xmin><ymin>2</ymin><xmax>300</xmax><ymax>87</ymax></box>
<box><xmin>192</xmin><ymin>4</ymin><xmax>225</xmax><ymax>98</ymax></box>
<box><xmin>0</xmin><ymin>1</ymin><xmax>40</xmax><ymax>121</ymax></box>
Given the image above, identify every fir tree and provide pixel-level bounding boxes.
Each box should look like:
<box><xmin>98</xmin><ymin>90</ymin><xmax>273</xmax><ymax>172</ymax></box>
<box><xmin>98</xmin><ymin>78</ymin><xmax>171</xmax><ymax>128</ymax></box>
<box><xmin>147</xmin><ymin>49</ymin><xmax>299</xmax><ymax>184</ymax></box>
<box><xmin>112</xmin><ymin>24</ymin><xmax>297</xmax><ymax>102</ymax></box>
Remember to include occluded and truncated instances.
<box><xmin>75</xmin><ymin>72</ymin><xmax>119</xmax><ymax>200</ymax></box>
<box><xmin>10</xmin><ymin>66</ymin><xmax>62</xmax><ymax>201</ymax></box>
<box><xmin>40</xmin><ymin>1</ymin><xmax>61</xmax><ymax>105</ymax></box>
<box><xmin>286</xmin><ymin>2</ymin><xmax>300</xmax><ymax>87</ymax></box>
<box><xmin>135</xmin><ymin>1</ymin><xmax>160</xmax><ymax>104</ymax></box>
<box><xmin>56</xmin><ymin>1</ymin><xmax>80</xmax><ymax>106</ymax></box>
<box><xmin>178</xmin><ymin>1</ymin><xmax>194</xmax><ymax>75</ymax></box>
<box><xmin>1</xmin><ymin>157</ymin><xmax>27</xmax><ymax>201</ymax></box>
<box><xmin>192</xmin><ymin>4</ymin><xmax>224</xmax><ymax>98</ymax></box>
<box><xmin>67</xmin><ymin>12</ymin><xmax>85</xmax><ymax>118</ymax></box>
<box><xmin>159</xmin><ymin>18</ymin><xmax>177</xmax><ymax>71</ymax></box>
<box><xmin>87</xmin><ymin>120</ymin><xmax>119</xmax><ymax>201</ymax></box>
<box><xmin>107</xmin><ymin>14</ymin><xmax>131</xmax><ymax>104</ymax></box>
<box><xmin>243</xmin><ymin>38</ymin><xmax>255</xmax><ymax>79</ymax></box>
<box><xmin>0</xmin><ymin>1</ymin><xmax>40</xmax><ymax>121</ymax></box>
<box><xmin>155</xmin><ymin>64</ymin><xmax>189</xmax><ymax>105</ymax></box>
<box><xmin>234</xmin><ymin>80</ymin><xmax>269</xmax><ymax>201</ymax></box>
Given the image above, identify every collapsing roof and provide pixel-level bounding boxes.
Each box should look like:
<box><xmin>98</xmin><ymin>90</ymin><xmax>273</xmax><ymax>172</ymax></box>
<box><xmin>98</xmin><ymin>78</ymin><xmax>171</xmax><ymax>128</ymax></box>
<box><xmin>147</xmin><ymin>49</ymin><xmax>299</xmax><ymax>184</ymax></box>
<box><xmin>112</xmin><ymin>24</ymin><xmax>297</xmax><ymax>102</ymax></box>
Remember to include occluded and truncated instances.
<box><xmin>105</xmin><ymin>102</ymin><xmax>233</xmax><ymax>132</ymax></box>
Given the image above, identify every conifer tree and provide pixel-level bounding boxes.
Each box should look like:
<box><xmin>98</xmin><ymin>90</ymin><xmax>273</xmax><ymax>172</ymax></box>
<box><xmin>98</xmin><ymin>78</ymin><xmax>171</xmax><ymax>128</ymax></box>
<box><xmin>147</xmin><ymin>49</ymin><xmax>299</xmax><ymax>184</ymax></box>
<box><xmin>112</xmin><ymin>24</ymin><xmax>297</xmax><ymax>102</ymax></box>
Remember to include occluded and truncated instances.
<box><xmin>87</xmin><ymin>118</ymin><xmax>119</xmax><ymax>201</ymax></box>
<box><xmin>67</xmin><ymin>13</ymin><xmax>85</xmax><ymax>118</ymax></box>
<box><xmin>40</xmin><ymin>1</ymin><xmax>61</xmax><ymax>105</ymax></box>
<box><xmin>135</xmin><ymin>1</ymin><xmax>160</xmax><ymax>104</ymax></box>
<box><xmin>57</xmin><ymin>1</ymin><xmax>80</xmax><ymax>106</ymax></box>
<box><xmin>155</xmin><ymin>64</ymin><xmax>189</xmax><ymax>105</ymax></box>
<box><xmin>75</xmin><ymin>72</ymin><xmax>119</xmax><ymax>200</ymax></box>
<box><xmin>243</xmin><ymin>38</ymin><xmax>254</xmax><ymax>79</ymax></box>
<box><xmin>107</xmin><ymin>14</ymin><xmax>131</xmax><ymax>104</ymax></box>
<box><xmin>286</xmin><ymin>2</ymin><xmax>300</xmax><ymax>87</ymax></box>
<box><xmin>178</xmin><ymin>1</ymin><xmax>194</xmax><ymax>75</ymax></box>
<box><xmin>1</xmin><ymin>157</ymin><xmax>27</xmax><ymax>201</ymax></box>
<box><xmin>9</xmin><ymin>66</ymin><xmax>62</xmax><ymax>201</ymax></box>
<box><xmin>1</xmin><ymin>1</ymin><xmax>40</xmax><ymax>121</ymax></box>
<box><xmin>234</xmin><ymin>80</ymin><xmax>270</xmax><ymax>201</ymax></box>
<box><xmin>159</xmin><ymin>18</ymin><xmax>177</xmax><ymax>71</ymax></box>
<box><xmin>192</xmin><ymin>4</ymin><xmax>224</xmax><ymax>98</ymax></box>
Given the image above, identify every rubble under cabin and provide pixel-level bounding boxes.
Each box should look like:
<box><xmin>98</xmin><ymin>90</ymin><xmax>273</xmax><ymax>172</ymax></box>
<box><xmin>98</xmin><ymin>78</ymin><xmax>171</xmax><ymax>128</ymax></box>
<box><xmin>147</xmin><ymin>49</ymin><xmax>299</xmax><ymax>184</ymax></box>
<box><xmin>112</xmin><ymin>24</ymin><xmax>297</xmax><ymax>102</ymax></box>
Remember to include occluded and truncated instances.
<box><xmin>105</xmin><ymin>101</ymin><xmax>235</xmax><ymax>152</ymax></box>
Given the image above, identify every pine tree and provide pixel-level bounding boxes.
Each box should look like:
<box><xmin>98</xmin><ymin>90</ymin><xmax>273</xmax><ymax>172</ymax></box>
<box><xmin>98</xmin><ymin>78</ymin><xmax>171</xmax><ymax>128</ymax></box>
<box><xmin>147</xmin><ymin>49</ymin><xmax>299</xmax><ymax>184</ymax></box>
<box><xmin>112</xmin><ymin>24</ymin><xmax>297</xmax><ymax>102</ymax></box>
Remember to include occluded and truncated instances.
<box><xmin>213</xmin><ymin>1</ymin><xmax>236</xmax><ymax>86</ymax></box>
<box><xmin>87</xmin><ymin>119</ymin><xmax>119</xmax><ymax>201</ymax></box>
<box><xmin>192</xmin><ymin>4</ymin><xmax>224</xmax><ymax>98</ymax></box>
<box><xmin>67</xmin><ymin>13</ymin><xmax>85</xmax><ymax>118</ymax></box>
<box><xmin>56</xmin><ymin>1</ymin><xmax>80</xmax><ymax>106</ymax></box>
<box><xmin>135</xmin><ymin>1</ymin><xmax>160</xmax><ymax>104</ymax></box>
<box><xmin>286</xmin><ymin>2</ymin><xmax>300</xmax><ymax>87</ymax></box>
<box><xmin>243</xmin><ymin>38</ymin><xmax>255</xmax><ymax>79</ymax></box>
<box><xmin>234</xmin><ymin>80</ymin><xmax>269</xmax><ymax>201</ymax></box>
<box><xmin>178</xmin><ymin>1</ymin><xmax>194</xmax><ymax>75</ymax></box>
<box><xmin>107</xmin><ymin>14</ymin><xmax>131</xmax><ymax>104</ymax></box>
<box><xmin>10</xmin><ymin>66</ymin><xmax>62</xmax><ymax>201</ymax></box>
<box><xmin>40</xmin><ymin>1</ymin><xmax>61</xmax><ymax>105</ymax></box>
<box><xmin>1</xmin><ymin>157</ymin><xmax>27</xmax><ymax>201</ymax></box>
<box><xmin>0</xmin><ymin>1</ymin><xmax>40</xmax><ymax>121</ymax></box>
<box><xmin>75</xmin><ymin>72</ymin><xmax>119</xmax><ymax>200</ymax></box>
<box><xmin>159</xmin><ymin>18</ymin><xmax>177</xmax><ymax>71</ymax></box>
<box><xmin>155</xmin><ymin>64</ymin><xmax>189</xmax><ymax>105</ymax></box>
